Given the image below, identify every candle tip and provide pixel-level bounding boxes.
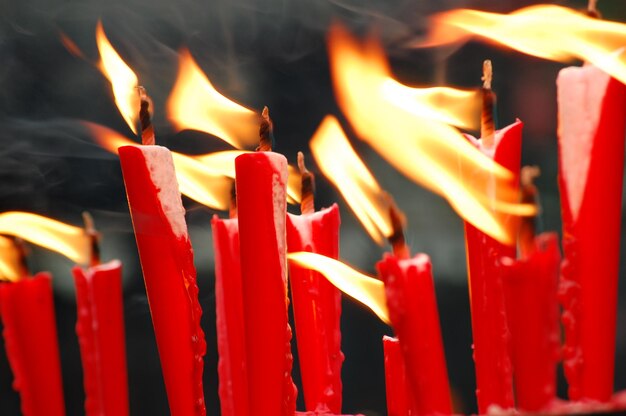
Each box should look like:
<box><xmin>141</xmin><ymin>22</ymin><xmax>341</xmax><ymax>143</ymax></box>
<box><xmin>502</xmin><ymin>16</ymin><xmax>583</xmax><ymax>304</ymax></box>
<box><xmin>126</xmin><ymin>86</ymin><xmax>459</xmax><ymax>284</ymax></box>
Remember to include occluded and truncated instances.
<box><xmin>257</xmin><ymin>105</ymin><xmax>274</xmax><ymax>152</ymax></box>
<box><xmin>480</xmin><ymin>60</ymin><xmax>496</xmax><ymax>147</ymax></box>
<box><xmin>385</xmin><ymin>193</ymin><xmax>410</xmax><ymax>259</ymax></box>
<box><xmin>482</xmin><ymin>60</ymin><xmax>493</xmax><ymax>91</ymax></box>
<box><xmin>298</xmin><ymin>152</ymin><xmax>316</xmax><ymax>214</ymax></box>
<box><xmin>587</xmin><ymin>0</ymin><xmax>601</xmax><ymax>18</ymax></box>
<box><xmin>82</xmin><ymin>211</ymin><xmax>101</xmax><ymax>267</ymax></box>
<box><xmin>138</xmin><ymin>86</ymin><xmax>156</xmax><ymax>146</ymax></box>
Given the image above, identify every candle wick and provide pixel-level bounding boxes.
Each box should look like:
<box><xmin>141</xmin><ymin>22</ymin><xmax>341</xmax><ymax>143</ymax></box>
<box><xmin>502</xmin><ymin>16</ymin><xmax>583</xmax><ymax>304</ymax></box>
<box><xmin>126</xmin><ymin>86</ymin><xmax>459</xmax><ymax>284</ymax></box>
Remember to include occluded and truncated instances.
<box><xmin>229</xmin><ymin>180</ymin><xmax>238</xmax><ymax>219</ymax></box>
<box><xmin>257</xmin><ymin>106</ymin><xmax>274</xmax><ymax>152</ymax></box>
<box><xmin>385</xmin><ymin>193</ymin><xmax>410</xmax><ymax>259</ymax></box>
<box><xmin>138</xmin><ymin>86</ymin><xmax>156</xmax><ymax>146</ymax></box>
<box><xmin>587</xmin><ymin>0</ymin><xmax>601</xmax><ymax>18</ymax></box>
<box><xmin>518</xmin><ymin>165</ymin><xmax>541</xmax><ymax>259</ymax></box>
<box><xmin>9</xmin><ymin>237</ymin><xmax>30</xmax><ymax>280</ymax></box>
<box><xmin>297</xmin><ymin>152</ymin><xmax>315</xmax><ymax>215</ymax></box>
<box><xmin>481</xmin><ymin>59</ymin><xmax>496</xmax><ymax>148</ymax></box>
<box><xmin>82</xmin><ymin>211</ymin><xmax>102</xmax><ymax>267</ymax></box>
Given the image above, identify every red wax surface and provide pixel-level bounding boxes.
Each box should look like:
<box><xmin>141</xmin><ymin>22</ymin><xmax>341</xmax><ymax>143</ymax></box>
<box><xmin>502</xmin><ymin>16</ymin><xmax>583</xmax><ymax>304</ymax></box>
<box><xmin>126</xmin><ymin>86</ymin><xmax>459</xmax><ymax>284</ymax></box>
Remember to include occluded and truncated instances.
<box><xmin>235</xmin><ymin>152</ymin><xmax>297</xmax><ymax>415</ymax></box>
<box><xmin>287</xmin><ymin>204</ymin><xmax>343</xmax><ymax>413</ymax></box>
<box><xmin>72</xmin><ymin>260</ymin><xmax>129</xmax><ymax>416</ymax></box>
<box><xmin>0</xmin><ymin>273</ymin><xmax>65</xmax><ymax>416</ymax></box>
<box><xmin>557</xmin><ymin>65</ymin><xmax>626</xmax><ymax>402</ymax></box>
<box><xmin>383</xmin><ymin>335</ymin><xmax>416</xmax><ymax>416</ymax></box>
<box><xmin>119</xmin><ymin>145</ymin><xmax>206</xmax><ymax>416</ymax></box>
<box><xmin>501</xmin><ymin>233</ymin><xmax>561</xmax><ymax>412</ymax></box>
<box><xmin>211</xmin><ymin>216</ymin><xmax>249</xmax><ymax>416</ymax></box>
<box><xmin>463</xmin><ymin>120</ymin><xmax>522</xmax><ymax>413</ymax></box>
<box><xmin>378</xmin><ymin>253</ymin><xmax>451</xmax><ymax>415</ymax></box>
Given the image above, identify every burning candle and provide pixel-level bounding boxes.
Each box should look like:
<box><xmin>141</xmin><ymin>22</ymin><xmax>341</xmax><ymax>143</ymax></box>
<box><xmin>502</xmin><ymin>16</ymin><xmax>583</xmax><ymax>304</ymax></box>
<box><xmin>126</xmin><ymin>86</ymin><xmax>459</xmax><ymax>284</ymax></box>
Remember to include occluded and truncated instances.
<box><xmin>72</xmin><ymin>213</ymin><xmax>129</xmax><ymax>416</ymax></box>
<box><xmin>286</xmin><ymin>153</ymin><xmax>343</xmax><ymax>413</ymax></box>
<box><xmin>557</xmin><ymin>63</ymin><xmax>626</xmax><ymax>402</ymax></box>
<box><xmin>235</xmin><ymin>107</ymin><xmax>297</xmax><ymax>415</ymax></box>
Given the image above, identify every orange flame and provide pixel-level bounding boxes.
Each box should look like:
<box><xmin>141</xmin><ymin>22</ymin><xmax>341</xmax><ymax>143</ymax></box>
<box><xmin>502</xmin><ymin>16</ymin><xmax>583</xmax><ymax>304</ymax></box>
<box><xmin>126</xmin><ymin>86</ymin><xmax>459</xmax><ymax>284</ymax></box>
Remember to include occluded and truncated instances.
<box><xmin>87</xmin><ymin>123</ymin><xmax>232</xmax><ymax>210</ymax></box>
<box><xmin>0</xmin><ymin>237</ymin><xmax>23</xmax><ymax>282</ymax></box>
<box><xmin>167</xmin><ymin>49</ymin><xmax>259</xmax><ymax>149</ymax></box>
<box><xmin>288</xmin><ymin>252</ymin><xmax>389</xmax><ymax>324</ymax></box>
<box><xmin>0</xmin><ymin>212</ymin><xmax>91</xmax><ymax>265</ymax></box>
<box><xmin>424</xmin><ymin>5</ymin><xmax>626</xmax><ymax>85</ymax></box>
<box><xmin>328</xmin><ymin>25</ymin><xmax>535</xmax><ymax>245</ymax></box>
<box><xmin>310</xmin><ymin>116</ymin><xmax>393</xmax><ymax>244</ymax></box>
<box><xmin>96</xmin><ymin>21</ymin><xmax>140</xmax><ymax>135</ymax></box>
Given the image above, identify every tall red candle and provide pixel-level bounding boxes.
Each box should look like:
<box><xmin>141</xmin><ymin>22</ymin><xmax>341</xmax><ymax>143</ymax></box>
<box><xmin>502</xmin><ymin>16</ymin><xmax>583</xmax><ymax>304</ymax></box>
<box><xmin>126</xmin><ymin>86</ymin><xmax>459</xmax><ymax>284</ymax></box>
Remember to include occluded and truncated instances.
<box><xmin>119</xmin><ymin>145</ymin><xmax>206</xmax><ymax>416</ymax></box>
<box><xmin>464</xmin><ymin>120</ymin><xmax>522</xmax><ymax>413</ymax></box>
<box><xmin>287</xmin><ymin>203</ymin><xmax>343</xmax><ymax>413</ymax></box>
<box><xmin>557</xmin><ymin>64</ymin><xmax>626</xmax><ymax>402</ymax></box>
<box><xmin>377</xmin><ymin>253</ymin><xmax>452</xmax><ymax>415</ymax></box>
<box><xmin>0</xmin><ymin>273</ymin><xmax>66</xmax><ymax>416</ymax></box>
<box><xmin>211</xmin><ymin>216</ymin><xmax>249</xmax><ymax>416</ymax></box>
<box><xmin>235</xmin><ymin>151</ymin><xmax>297</xmax><ymax>415</ymax></box>
<box><xmin>72</xmin><ymin>260</ymin><xmax>129</xmax><ymax>416</ymax></box>
<box><xmin>501</xmin><ymin>233</ymin><xmax>561</xmax><ymax>411</ymax></box>
<box><xmin>383</xmin><ymin>335</ymin><xmax>416</xmax><ymax>416</ymax></box>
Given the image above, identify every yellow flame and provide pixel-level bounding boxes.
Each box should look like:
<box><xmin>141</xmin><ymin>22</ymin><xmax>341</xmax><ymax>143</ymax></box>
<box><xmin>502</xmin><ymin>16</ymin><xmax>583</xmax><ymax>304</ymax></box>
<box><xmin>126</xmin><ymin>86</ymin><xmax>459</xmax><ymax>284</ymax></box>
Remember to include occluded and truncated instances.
<box><xmin>288</xmin><ymin>252</ymin><xmax>389</xmax><ymax>324</ymax></box>
<box><xmin>328</xmin><ymin>25</ymin><xmax>536</xmax><ymax>245</ymax></box>
<box><xmin>310</xmin><ymin>116</ymin><xmax>392</xmax><ymax>244</ymax></box>
<box><xmin>96</xmin><ymin>21</ymin><xmax>140</xmax><ymax>135</ymax></box>
<box><xmin>87</xmin><ymin>123</ymin><xmax>232</xmax><ymax>210</ymax></box>
<box><xmin>167</xmin><ymin>49</ymin><xmax>259</xmax><ymax>149</ymax></box>
<box><xmin>424</xmin><ymin>5</ymin><xmax>626</xmax><ymax>85</ymax></box>
<box><xmin>0</xmin><ymin>212</ymin><xmax>90</xmax><ymax>265</ymax></box>
<box><xmin>0</xmin><ymin>236</ymin><xmax>23</xmax><ymax>282</ymax></box>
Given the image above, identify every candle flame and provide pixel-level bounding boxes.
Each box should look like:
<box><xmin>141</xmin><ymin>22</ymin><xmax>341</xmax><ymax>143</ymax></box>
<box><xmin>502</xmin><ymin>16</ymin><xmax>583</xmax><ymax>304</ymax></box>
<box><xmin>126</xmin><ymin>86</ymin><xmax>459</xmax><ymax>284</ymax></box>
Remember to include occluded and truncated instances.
<box><xmin>167</xmin><ymin>49</ymin><xmax>259</xmax><ymax>149</ymax></box>
<box><xmin>288</xmin><ymin>252</ymin><xmax>389</xmax><ymax>324</ymax></box>
<box><xmin>0</xmin><ymin>237</ymin><xmax>23</xmax><ymax>282</ymax></box>
<box><xmin>328</xmin><ymin>25</ymin><xmax>536</xmax><ymax>245</ymax></box>
<box><xmin>310</xmin><ymin>116</ymin><xmax>393</xmax><ymax>244</ymax></box>
<box><xmin>0</xmin><ymin>212</ymin><xmax>91</xmax><ymax>265</ymax></box>
<box><xmin>96</xmin><ymin>21</ymin><xmax>140</xmax><ymax>135</ymax></box>
<box><xmin>424</xmin><ymin>5</ymin><xmax>626</xmax><ymax>85</ymax></box>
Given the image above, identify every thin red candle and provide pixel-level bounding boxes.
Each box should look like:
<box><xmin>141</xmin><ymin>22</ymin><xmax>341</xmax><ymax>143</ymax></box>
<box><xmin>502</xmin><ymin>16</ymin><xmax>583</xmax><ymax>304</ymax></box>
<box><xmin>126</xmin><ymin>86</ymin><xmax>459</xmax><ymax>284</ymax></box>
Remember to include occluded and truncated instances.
<box><xmin>119</xmin><ymin>144</ymin><xmax>206</xmax><ymax>416</ymax></box>
<box><xmin>0</xmin><ymin>273</ymin><xmax>66</xmax><ymax>416</ymax></box>
<box><xmin>378</xmin><ymin>252</ymin><xmax>452</xmax><ymax>415</ymax></box>
<box><xmin>211</xmin><ymin>215</ymin><xmax>249</xmax><ymax>416</ymax></box>
<box><xmin>235</xmin><ymin>148</ymin><xmax>297</xmax><ymax>415</ymax></box>
<box><xmin>557</xmin><ymin>64</ymin><xmax>626</xmax><ymax>402</ymax></box>
<box><xmin>464</xmin><ymin>119</ymin><xmax>522</xmax><ymax>413</ymax></box>
<box><xmin>72</xmin><ymin>260</ymin><xmax>129</xmax><ymax>416</ymax></box>
<box><xmin>501</xmin><ymin>233</ymin><xmax>561</xmax><ymax>412</ymax></box>
<box><xmin>287</xmin><ymin>203</ymin><xmax>343</xmax><ymax>413</ymax></box>
<box><xmin>383</xmin><ymin>335</ymin><xmax>416</xmax><ymax>416</ymax></box>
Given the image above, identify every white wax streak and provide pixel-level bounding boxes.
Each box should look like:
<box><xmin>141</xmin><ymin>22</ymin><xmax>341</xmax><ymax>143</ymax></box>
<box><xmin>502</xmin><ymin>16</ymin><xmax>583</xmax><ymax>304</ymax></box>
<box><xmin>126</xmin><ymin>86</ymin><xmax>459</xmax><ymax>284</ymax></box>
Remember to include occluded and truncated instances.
<box><xmin>141</xmin><ymin>146</ymin><xmax>189</xmax><ymax>239</ymax></box>
<box><xmin>557</xmin><ymin>64</ymin><xmax>610</xmax><ymax>221</ymax></box>
<box><xmin>268</xmin><ymin>153</ymin><xmax>288</xmax><ymax>285</ymax></box>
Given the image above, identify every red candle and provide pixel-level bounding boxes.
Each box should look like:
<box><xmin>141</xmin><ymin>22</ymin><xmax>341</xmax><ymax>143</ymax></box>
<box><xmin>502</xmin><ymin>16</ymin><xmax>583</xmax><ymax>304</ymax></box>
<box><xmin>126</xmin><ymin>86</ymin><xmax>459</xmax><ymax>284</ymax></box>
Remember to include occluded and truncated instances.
<box><xmin>557</xmin><ymin>64</ymin><xmax>626</xmax><ymax>402</ymax></box>
<box><xmin>119</xmin><ymin>145</ymin><xmax>206</xmax><ymax>416</ymax></box>
<box><xmin>377</xmin><ymin>253</ymin><xmax>452</xmax><ymax>415</ymax></box>
<box><xmin>501</xmin><ymin>233</ymin><xmax>561</xmax><ymax>411</ymax></box>
<box><xmin>235</xmin><ymin>151</ymin><xmax>297</xmax><ymax>415</ymax></box>
<box><xmin>72</xmin><ymin>260</ymin><xmax>129</xmax><ymax>416</ymax></box>
<box><xmin>383</xmin><ymin>335</ymin><xmax>416</xmax><ymax>416</ymax></box>
<box><xmin>464</xmin><ymin>120</ymin><xmax>522</xmax><ymax>413</ymax></box>
<box><xmin>287</xmin><ymin>203</ymin><xmax>343</xmax><ymax>413</ymax></box>
<box><xmin>0</xmin><ymin>273</ymin><xmax>65</xmax><ymax>416</ymax></box>
<box><xmin>211</xmin><ymin>215</ymin><xmax>249</xmax><ymax>416</ymax></box>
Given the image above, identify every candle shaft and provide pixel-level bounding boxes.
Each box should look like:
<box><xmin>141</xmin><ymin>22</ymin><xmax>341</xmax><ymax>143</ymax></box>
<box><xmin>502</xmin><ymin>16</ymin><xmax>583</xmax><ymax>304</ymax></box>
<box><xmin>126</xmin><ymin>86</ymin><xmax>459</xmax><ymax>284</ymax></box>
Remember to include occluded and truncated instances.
<box><xmin>383</xmin><ymin>336</ymin><xmax>416</xmax><ymax>416</ymax></box>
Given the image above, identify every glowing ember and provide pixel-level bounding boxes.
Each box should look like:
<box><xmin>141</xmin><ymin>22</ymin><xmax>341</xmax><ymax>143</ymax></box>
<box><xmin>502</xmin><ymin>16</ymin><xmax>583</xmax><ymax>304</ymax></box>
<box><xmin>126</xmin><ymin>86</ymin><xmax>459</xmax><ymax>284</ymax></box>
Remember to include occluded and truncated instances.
<box><xmin>167</xmin><ymin>49</ymin><xmax>259</xmax><ymax>149</ymax></box>
<box><xmin>424</xmin><ymin>5</ymin><xmax>626</xmax><ymax>85</ymax></box>
<box><xmin>328</xmin><ymin>25</ymin><xmax>535</xmax><ymax>245</ymax></box>
<box><xmin>0</xmin><ymin>212</ymin><xmax>91</xmax><ymax>265</ymax></box>
<box><xmin>96</xmin><ymin>21</ymin><xmax>140</xmax><ymax>135</ymax></box>
<box><xmin>310</xmin><ymin>116</ymin><xmax>393</xmax><ymax>244</ymax></box>
<box><xmin>288</xmin><ymin>252</ymin><xmax>389</xmax><ymax>324</ymax></box>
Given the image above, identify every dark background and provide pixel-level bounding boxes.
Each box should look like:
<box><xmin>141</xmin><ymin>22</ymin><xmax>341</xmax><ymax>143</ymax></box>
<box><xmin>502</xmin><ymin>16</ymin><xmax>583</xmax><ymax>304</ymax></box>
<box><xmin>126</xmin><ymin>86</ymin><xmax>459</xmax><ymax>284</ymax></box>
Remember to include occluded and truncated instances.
<box><xmin>1</xmin><ymin>0</ymin><xmax>626</xmax><ymax>414</ymax></box>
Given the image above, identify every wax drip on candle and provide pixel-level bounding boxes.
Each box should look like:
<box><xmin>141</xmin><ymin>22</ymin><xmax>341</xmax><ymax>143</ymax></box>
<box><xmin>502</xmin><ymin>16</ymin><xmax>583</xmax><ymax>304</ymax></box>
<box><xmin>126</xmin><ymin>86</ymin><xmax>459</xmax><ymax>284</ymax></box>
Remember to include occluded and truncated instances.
<box><xmin>481</xmin><ymin>60</ymin><xmax>497</xmax><ymax>148</ymax></box>
<box><xmin>82</xmin><ymin>212</ymin><xmax>101</xmax><ymax>267</ymax></box>
<box><xmin>257</xmin><ymin>106</ymin><xmax>274</xmax><ymax>152</ymax></box>
<box><xmin>138</xmin><ymin>86</ymin><xmax>156</xmax><ymax>146</ymax></box>
<box><xmin>385</xmin><ymin>194</ymin><xmax>410</xmax><ymax>260</ymax></box>
<box><xmin>519</xmin><ymin>166</ymin><xmax>541</xmax><ymax>259</ymax></box>
<box><xmin>297</xmin><ymin>152</ymin><xmax>315</xmax><ymax>215</ymax></box>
